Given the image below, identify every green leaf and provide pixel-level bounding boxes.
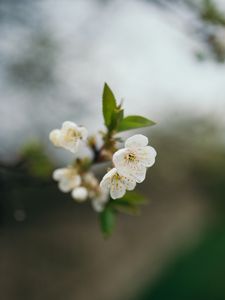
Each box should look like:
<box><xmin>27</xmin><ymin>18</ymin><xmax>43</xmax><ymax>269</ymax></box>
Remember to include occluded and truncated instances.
<box><xmin>110</xmin><ymin>107</ymin><xmax>124</xmax><ymax>131</ymax></box>
<box><xmin>99</xmin><ymin>207</ymin><xmax>116</xmax><ymax>237</ymax></box>
<box><xmin>102</xmin><ymin>83</ymin><xmax>117</xmax><ymax>129</ymax></box>
<box><xmin>109</xmin><ymin>191</ymin><xmax>148</xmax><ymax>216</ymax></box>
<box><xmin>121</xmin><ymin>191</ymin><xmax>148</xmax><ymax>204</ymax></box>
<box><xmin>117</xmin><ymin>115</ymin><xmax>155</xmax><ymax>132</ymax></box>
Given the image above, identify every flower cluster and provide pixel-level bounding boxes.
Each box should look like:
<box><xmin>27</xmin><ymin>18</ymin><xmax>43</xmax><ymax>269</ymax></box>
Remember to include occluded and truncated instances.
<box><xmin>49</xmin><ymin>121</ymin><xmax>108</xmax><ymax>212</ymax></box>
<box><xmin>49</xmin><ymin>83</ymin><xmax>157</xmax><ymax>236</ymax></box>
<box><xmin>50</xmin><ymin>122</ymin><xmax>156</xmax><ymax>211</ymax></box>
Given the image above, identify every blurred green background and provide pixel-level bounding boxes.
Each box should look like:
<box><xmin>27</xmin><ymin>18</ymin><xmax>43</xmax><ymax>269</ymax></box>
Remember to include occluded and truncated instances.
<box><xmin>1</xmin><ymin>0</ymin><xmax>225</xmax><ymax>300</ymax></box>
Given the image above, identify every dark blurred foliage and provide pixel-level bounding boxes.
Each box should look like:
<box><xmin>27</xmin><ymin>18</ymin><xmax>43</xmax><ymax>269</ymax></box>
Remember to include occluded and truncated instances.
<box><xmin>134</xmin><ymin>224</ymin><xmax>225</xmax><ymax>300</ymax></box>
<box><xmin>201</xmin><ymin>0</ymin><xmax>225</xmax><ymax>25</ymax></box>
<box><xmin>200</xmin><ymin>0</ymin><xmax>225</xmax><ymax>62</ymax></box>
<box><xmin>0</xmin><ymin>142</ymin><xmax>54</xmax><ymax>225</ymax></box>
<box><xmin>192</xmin><ymin>145</ymin><xmax>225</xmax><ymax>215</ymax></box>
<box><xmin>20</xmin><ymin>142</ymin><xmax>54</xmax><ymax>179</ymax></box>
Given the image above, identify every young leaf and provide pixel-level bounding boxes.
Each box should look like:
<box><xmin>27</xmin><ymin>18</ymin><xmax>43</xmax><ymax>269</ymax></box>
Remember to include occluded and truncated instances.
<box><xmin>99</xmin><ymin>207</ymin><xmax>116</xmax><ymax>237</ymax></box>
<box><xmin>117</xmin><ymin>115</ymin><xmax>155</xmax><ymax>132</ymax></box>
<box><xmin>102</xmin><ymin>83</ymin><xmax>117</xmax><ymax>129</ymax></box>
<box><xmin>110</xmin><ymin>107</ymin><xmax>124</xmax><ymax>131</ymax></box>
<box><xmin>121</xmin><ymin>191</ymin><xmax>148</xmax><ymax>204</ymax></box>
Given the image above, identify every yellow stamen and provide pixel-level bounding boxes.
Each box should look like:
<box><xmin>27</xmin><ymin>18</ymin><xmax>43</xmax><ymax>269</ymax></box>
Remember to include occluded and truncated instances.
<box><xmin>126</xmin><ymin>152</ymin><xmax>136</xmax><ymax>162</ymax></box>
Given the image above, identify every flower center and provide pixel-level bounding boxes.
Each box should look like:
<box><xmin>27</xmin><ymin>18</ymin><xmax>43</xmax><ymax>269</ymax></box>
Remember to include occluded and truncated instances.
<box><xmin>113</xmin><ymin>173</ymin><xmax>122</xmax><ymax>181</ymax></box>
<box><xmin>65</xmin><ymin>128</ymin><xmax>81</xmax><ymax>142</ymax></box>
<box><xmin>126</xmin><ymin>152</ymin><xmax>136</xmax><ymax>162</ymax></box>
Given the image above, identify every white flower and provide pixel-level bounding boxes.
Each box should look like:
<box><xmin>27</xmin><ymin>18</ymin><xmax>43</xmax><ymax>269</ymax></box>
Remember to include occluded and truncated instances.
<box><xmin>100</xmin><ymin>168</ymin><xmax>136</xmax><ymax>199</ymax></box>
<box><xmin>91</xmin><ymin>191</ymin><xmax>109</xmax><ymax>212</ymax></box>
<box><xmin>49</xmin><ymin>121</ymin><xmax>88</xmax><ymax>153</ymax></box>
<box><xmin>53</xmin><ymin>167</ymin><xmax>81</xmax><ymax>192</ymax></box>
<box><xmin>72</xmin><ymin>187</ymin><xmax>88</xmax><ymax>202</ymax></box>
<box><xmin>113</xmin><ymin>134</ymin><xmax>156</xmax><ymax>183</ymax></box>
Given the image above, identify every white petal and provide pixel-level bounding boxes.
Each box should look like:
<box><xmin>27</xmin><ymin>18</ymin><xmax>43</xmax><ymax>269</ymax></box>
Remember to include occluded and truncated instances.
<box><xmin>110</xmin><ymin>178</ymin><xmax>126</xmax><ymax>199</ymax></box>
<box><xmin>100</xmin><ymin>168</ymin><xmax>117</xmax><ymax>192</ymax></box>
<box><xmin>78</xmin><ymin>126</ymin><xmax>88</xmax><ymax>140</ymax></box>
<box><xmin>62</xmin><ymin>121</ymin><xmax>78</xmax><ymax>131</ymax></box>
<box><xmin>120</xmin><ymin>176</ymin><xmax>136</xmax><ymax>191</ymax></box>
<box><xmin>125</xmin><ymin>134</ymin><xmax>148</xmax><ymax>149</ymax></box>
<box><xmin>61</xmin><ymin>139</ymin><xmax>80</xmax><ymax>154</ymax></box>
<box><xmin>72</xmin><ymin>187</ymin><xmax>88</xmax><ymax>202</ymax></box>
<box><xmin>113</xmin><ymin>148</ymin><xmax>129</xmax><ymax>171</ymax></box>
<box><xmin>130</xmin><ymin>166</ymin><xmax>147</xmax><ymax>183</ymax></box>
<box><xmin>104</xmin><ymin>168</ymin><xmax>118</xmax><ymax>178</ymax></box>
<box><xmin>52</xmin><ymin>168</ymin><xmax>66</xmax><ymax>181</ymax></box>
<box><xmin>100</xmin><ymin>177</ymin><xmax>111</xmax><ymax>193</ymax></box>
<box><xmin>136</xmin><ymin>146</ymin><xmax>157</xmax><ymax>167</ymax></box>
<box><xmin>56</xmin><ymin>171</ymin><xmax>81</xmax><ymax>192</ymax></box>
<box><xmin>58</xmin><ymin>180</ymin><xmax>73</xmax><ymax>193</ymax></box>
<box><xmin>117</xmin><ymin>161</ymin><xmax>146</xmax><ymax>183</ymax></box>
<box><xmin>49</xmin><ymin>129</ymin><xmax>61</xmax><ymax>147</ymax></box>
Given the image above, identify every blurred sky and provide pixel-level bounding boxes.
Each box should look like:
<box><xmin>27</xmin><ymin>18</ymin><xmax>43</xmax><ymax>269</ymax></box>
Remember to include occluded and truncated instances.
<box><xmin>0</xmin><ymin>0</ymin><xmax>225</xmax><ymax>160</ymax></box>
